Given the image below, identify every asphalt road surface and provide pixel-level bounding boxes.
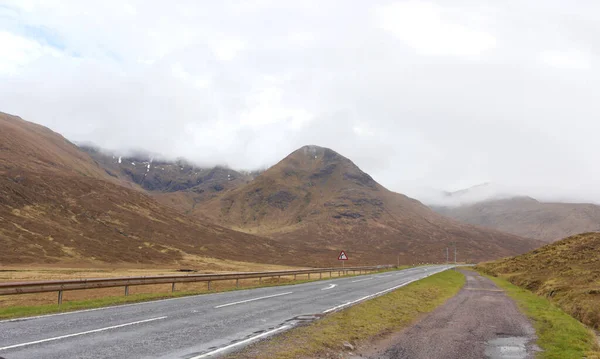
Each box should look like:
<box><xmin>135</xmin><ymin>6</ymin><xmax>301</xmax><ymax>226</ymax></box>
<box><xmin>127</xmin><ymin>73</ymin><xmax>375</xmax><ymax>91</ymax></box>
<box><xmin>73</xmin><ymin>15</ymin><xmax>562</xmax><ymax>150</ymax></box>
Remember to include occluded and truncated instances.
<box><xmin>0</xmin><ymin>265</ymin><xmax>452</xmax><ymax>359</ymax></box>
<box><xmin>366</xmin><ymin>269</ymin><xmax>538</xmax><ymax>359</ymax></box>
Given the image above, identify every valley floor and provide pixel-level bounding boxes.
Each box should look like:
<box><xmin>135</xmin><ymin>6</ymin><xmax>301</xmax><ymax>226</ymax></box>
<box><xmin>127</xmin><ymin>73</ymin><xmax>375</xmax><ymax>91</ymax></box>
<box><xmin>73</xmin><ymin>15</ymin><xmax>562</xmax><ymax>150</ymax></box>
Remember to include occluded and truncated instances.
<box><xmin>0</xmin><ymin>261</ymin><xmax>295</xmax><ymax>308</ymax></box>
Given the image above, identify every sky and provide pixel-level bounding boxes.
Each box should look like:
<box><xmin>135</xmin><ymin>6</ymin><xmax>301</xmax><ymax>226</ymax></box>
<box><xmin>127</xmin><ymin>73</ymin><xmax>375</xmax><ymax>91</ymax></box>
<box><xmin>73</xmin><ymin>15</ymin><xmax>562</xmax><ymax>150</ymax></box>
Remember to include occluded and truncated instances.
<box><xmin>1</xmin><ymin>0</ymin><xmax>599</xmax><ymax>204</ymax></box>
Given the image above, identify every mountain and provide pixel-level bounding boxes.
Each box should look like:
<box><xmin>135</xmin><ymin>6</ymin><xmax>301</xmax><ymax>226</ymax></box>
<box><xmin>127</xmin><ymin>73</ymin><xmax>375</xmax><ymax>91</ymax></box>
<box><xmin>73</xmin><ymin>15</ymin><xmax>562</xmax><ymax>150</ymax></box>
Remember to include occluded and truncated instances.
<box><xmin>190</xmin><ymin>145</ymin><xmax>542</xmax><ymax>264</ymax></box>
<box><xmin>0</xmin><ymin>112</ymin><xmax>300</xmax><ymax>266</ymax></box>
<box><xmin>432</xmin><ymin>182</ymin><xmax>520</xmax><ymax>207</ymax></box>
<box><xmin>477</xmin><ymin>232</ymin><xmax>600</xmax><ymax>329</ymax></box>
<box><xmin>80</xmin><ymin>146</ymin><xmax>260</xmax><ymax>214</ymax></box>
<box><xmin>432</xmin><ymin>196</ymin><xmax>600</xmax><ymax>242</ymax></box>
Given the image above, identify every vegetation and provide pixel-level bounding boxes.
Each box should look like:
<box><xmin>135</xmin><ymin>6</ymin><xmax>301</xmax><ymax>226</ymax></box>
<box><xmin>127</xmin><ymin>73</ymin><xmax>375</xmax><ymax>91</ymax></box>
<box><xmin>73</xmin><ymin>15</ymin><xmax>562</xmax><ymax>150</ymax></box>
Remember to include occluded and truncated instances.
<box><xmin>481</xmin><ymin>273</ymin><xmax>600</xmax><ymax>359</ymax></box>
<box><xmin>477</xmin><ymin>233</ymin><xmax>600</xmax><ymax>330</ymax></box>
<box><xmin>226</xmin><ymin>270</ymin><xmax>465</xmax><ymax>359</ymax></box>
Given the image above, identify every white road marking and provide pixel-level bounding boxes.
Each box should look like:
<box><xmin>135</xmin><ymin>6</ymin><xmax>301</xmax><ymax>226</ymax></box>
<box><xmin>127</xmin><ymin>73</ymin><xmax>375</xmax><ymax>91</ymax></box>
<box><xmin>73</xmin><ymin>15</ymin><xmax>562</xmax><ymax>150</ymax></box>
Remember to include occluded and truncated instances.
<box><xmin>321</xmin><ymin>284</ymin><xmax>337</xmax><ymax>291</ymax></box>
<box><xmin>0</xmin><ymin>267</ymin><xmax>442</xmax><ymax>324</ymax></box>
<box><xmin>351</xmin><ymin>277</ymin><xmax>374</xmax><ymax>283</ymax></box>
<box><xmin>0</xmin><ymin>316</ymin><xmax>167</xmax><ymax>351</ymax></box>
<box><xmin>214</xmin><ymin>292</ymin><xmax>293</xmax><ymax>309</ymax></box>
<box><xmin>190</xmin><ymin>325</ymin><xmax>291</xmax><ymax>358</ymax></box>
<box><xmin>376</xmin><ymin>274</ymin><xmax>393</xmax><ymax>278</ymax></box>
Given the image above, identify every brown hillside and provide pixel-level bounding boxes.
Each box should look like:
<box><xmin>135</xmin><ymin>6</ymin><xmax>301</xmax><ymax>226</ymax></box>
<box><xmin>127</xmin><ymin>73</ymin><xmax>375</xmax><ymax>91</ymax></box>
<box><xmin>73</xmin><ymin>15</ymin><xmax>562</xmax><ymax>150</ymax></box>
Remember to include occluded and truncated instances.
<box><xmin>192</xmin><ymin>145</ymin><xmax>542</xmax><ymax>264</ymax></box>
<box><xmin>1</xmin><ymin>114</ymin><xmax>113</xmax><ymax>180</ymax></box>
<box><xmin>0</xmin><ymin>112</ymin><xmax>305</xmax><ymax>267</ymax></box>
<box><xmin>478</xmin><ymin>232</ymin><xmax>600</xmax><ymax>329</ymax></box>
<box><xmin>433</xmin><ymin>197</ymin><xmax>600</xmax><ymax>242</ymax></box>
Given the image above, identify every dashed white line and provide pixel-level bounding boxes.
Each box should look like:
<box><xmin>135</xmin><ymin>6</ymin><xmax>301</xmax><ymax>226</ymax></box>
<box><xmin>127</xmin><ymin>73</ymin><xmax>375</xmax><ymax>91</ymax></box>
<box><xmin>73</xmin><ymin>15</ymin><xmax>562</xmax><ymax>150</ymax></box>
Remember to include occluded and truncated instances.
<box><xmin>351</xmin><ymin>277</ymin><xmax>374</xmax><ymax>283</ymax></box>
<box><xmin>321</xmin><ymin>284</ymin><xmax>337</xmax><ymax>291</ymax></box>
<box><xmin>190</xmin><ymin>325</ymin><xmax>292</xmax><ymax>358</ymax></box>
<box><xmin>0</xmin><ymin>316</ymin><xmax>167</xmax><ymax>351</ymax></box>
<box><xmin>214</xmin><ymin>292</ymin><xmax>293</xmax><ymax>309</ymax></box>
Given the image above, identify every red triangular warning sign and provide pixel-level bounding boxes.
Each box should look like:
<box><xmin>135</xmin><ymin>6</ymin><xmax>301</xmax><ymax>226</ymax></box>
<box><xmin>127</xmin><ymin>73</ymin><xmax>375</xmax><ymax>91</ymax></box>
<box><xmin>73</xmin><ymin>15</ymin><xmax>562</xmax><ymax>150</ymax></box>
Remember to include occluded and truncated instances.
<box><xmin>338</xmin><ymin>250</ymin><xmax>348</xmax><ymax>260</ymax></box>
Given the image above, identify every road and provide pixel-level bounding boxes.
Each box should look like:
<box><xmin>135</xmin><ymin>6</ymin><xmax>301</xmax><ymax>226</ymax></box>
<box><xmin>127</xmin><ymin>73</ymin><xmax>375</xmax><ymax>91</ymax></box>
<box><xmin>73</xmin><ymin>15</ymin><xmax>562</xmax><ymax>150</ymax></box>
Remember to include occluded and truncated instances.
<box><xmin>365</xmin><ymin>269</ymin><xmax>537</xmax><ymax>359</ymax></box>
<box><xmin>0</xmin><ymin>265</ymin><xmax>452</xmax><ymax>359</ymax></box>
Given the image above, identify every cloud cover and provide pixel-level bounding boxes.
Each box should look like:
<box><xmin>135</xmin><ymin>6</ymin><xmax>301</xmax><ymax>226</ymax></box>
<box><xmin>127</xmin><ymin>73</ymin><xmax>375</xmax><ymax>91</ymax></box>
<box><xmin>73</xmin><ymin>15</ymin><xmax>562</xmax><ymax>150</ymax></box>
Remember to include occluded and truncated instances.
<box><xmin>0</xmin><ymin>0</ymin><xmax>599</xmax><ymax>204</ymax></box>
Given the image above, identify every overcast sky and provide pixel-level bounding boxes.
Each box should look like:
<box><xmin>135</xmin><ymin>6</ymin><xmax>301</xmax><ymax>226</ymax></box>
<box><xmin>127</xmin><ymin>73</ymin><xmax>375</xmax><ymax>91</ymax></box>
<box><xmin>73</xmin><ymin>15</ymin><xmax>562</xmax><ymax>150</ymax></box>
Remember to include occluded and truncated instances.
<box><xmin>1</xmin><ymin>0</ymin><xmax>599</xmax><ymax>204</ymax></box>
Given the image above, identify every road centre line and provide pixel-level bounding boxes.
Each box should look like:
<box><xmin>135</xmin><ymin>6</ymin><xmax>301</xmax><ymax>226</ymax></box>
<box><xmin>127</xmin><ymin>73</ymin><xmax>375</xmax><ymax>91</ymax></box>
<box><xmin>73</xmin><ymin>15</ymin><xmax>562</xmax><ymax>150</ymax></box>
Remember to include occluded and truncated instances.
<box><xmin>190</xmin><ymin>325</ymin><xmax>291</xmax><ymax>358</ymax></box>
<box><xmin>351</xmin><ymin>277</ymin><xmax>374</xmax><ymax>283</ymax></box>
<box><xmin>214</xmin><ymin>292</ymin><xmax>293</xmax><ymax>309</ymax></box>
<box><xmin>321</xmin><ymin>284</ymin><xmax>337</xmax><ymax>291</ymax></box>
<box><xmin>0</xmin><ymin>316</ymin><xmax>167</xmax><ymax>351</ymax></box>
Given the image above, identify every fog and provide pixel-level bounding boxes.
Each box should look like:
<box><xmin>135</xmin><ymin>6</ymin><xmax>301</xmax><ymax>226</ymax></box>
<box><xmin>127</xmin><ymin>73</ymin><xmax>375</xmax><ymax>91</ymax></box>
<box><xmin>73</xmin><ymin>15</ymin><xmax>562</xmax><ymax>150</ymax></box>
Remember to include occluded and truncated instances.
<box><xmin>1</xmin><ymin>1</ymin><xmax>599</xmax><ymax>204</ymax></box>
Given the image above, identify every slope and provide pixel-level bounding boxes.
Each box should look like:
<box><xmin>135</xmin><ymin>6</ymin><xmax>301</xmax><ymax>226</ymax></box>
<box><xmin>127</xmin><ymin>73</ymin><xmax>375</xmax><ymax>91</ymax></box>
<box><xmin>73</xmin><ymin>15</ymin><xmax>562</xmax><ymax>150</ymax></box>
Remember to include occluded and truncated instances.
<box><xmin>0</xmin><ymin>112</ymin><xmax>300</xmax><ymax>266</ymax></box>
<box><xmin>80</xmin><ymin>146</ymin><xmax>259</xmax><ymax>214</ymax></box>
<box><xmin>192</xmin><ymin>145</ymin><xmax>542</xmax><ymax>264</ymax></box>
<box><xmin>478</xmin><ymin>232</ymin><xmax>600</xmax><ymax>329</ymax></box>
<box><xmin>433</xmin><ymin>197</ymin><xmax>600</xmax><ymax>242</ymax></box>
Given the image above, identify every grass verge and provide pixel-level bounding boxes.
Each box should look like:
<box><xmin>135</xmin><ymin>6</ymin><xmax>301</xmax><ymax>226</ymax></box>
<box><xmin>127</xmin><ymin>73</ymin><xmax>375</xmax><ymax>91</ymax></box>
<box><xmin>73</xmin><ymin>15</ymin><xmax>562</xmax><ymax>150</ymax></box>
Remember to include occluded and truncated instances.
<box><xmin>0</xmin><ymin>268</ymin><xmax>408</xmax><ymax>320</ymax></box>
<box><xmin>226</xmin><ymin>269</ymin><xmax>465</xmax><ymax>359</ymax></box>
<box><xmin>480</xmin><ymin>272</ymin><xmax>600</xmax><ymax>359</ymax></box>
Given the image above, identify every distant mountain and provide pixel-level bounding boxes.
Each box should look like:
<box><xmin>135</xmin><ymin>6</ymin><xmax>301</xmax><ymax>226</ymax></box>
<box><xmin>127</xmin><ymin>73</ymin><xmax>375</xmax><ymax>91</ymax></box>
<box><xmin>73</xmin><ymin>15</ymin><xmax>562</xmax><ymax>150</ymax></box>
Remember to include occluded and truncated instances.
<box><xmin>478</xmin><ymin>232</ymin><xmax>600</xmax><ymax>329</ymax></box>
<box><xmin>0</xmin><ymin>112</ymin><xmax>301</xmax><ymax>266</ymax></box>
<box><xmin>432</xmin><ymin>182</ymin><xmax>520</xmax><ymax>207</ymax></box>
<box><xmin>432</xmin><ymin>196</ymin><xmax>600</xmax><ymax>242</ymax></box>
<box><xmin>80</xmin><ymin>146</ymin><xmax>262</xmax><ymax>214</ymax></box>
<box><xmin>191</xmin><ymin>145</ymin><xmax>541</xmax><ymax>264</ymax></box>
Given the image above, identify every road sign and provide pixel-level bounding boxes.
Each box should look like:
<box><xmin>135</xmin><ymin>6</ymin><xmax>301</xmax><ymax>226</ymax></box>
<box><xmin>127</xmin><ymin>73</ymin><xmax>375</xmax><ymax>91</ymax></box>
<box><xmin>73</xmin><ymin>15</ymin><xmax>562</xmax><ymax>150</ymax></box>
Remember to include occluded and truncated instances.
<box><xmin>338</xmin><ymin>251</ymin><xmax>348</xmax><ymax>261</ymax></box>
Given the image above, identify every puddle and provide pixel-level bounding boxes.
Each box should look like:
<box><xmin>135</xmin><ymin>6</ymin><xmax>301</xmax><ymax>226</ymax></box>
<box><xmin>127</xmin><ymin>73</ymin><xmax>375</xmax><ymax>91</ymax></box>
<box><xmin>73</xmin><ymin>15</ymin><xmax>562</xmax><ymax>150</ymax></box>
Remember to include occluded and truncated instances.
<box><xmin>485</xmin><ymin>336</ymin><xmax>529</xmax><ymax>359</ymax></box>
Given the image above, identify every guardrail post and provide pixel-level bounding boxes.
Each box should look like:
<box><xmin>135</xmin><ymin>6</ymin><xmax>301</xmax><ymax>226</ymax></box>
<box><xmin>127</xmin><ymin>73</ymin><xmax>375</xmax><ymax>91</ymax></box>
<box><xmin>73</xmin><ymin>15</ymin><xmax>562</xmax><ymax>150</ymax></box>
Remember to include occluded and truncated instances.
<box><xmin>208</xmin><ymin>281</ymin><xmax>211</xmax><ymax>291</ymax></box>
<box><xmin>125</xmin><ymin>285</ymin><xmax>129</xmax><ymax>296</ymax></box>
<box><xmin>319</xmin><ymin>272</ymin><xmax>322</xmax><ymax>279</ymax></box>
<box><xmin>294</xmin><ymin>274</ymin><xmax>297</xmax><ymax>280</ymax></box>
<box><xmin>58</xmin><ymin>290</ymin><xmax>63</xmax><ymax>305</ymax></box>
<box><xmin>329</xmin><ymin>271</ymin><xmax>332</xmax><ymax>277</ymax></box>
<box><xmin>171</xmin><ymin>283</ymin><xmax>176</xmax><ymax>292</ymax></box>
<box><xmin>308</xmin><ymin>273</ymin><xmax>311</xmax><ymax>279</ymax></box>
<box><xmin>236</xmin><ymin>279</ymin><xmax>239</xmax><ymax>288</ymax></box>
<box><xmin>259</xmin><ymin>277</ymin><xmax>262</xmax><ymax>284</ymax></box>
<box><xmin>278</xmin><ymin>275</ymin><xmax>281</xmax><ymax>283</ymax></box>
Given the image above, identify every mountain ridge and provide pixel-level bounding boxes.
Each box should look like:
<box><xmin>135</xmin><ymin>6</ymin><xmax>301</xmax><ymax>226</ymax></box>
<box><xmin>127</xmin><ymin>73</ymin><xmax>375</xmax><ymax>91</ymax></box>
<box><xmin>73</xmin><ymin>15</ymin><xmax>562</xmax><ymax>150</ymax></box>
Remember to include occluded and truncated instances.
<box><xmin>433</xmin><ymin>196</ymin><xmax>600</xmax><ymax>242</ymax></box>
<box><xmin>189</xmin><ymin>145</ymin><xmax>541</xmax><ymax>264</ymax></box>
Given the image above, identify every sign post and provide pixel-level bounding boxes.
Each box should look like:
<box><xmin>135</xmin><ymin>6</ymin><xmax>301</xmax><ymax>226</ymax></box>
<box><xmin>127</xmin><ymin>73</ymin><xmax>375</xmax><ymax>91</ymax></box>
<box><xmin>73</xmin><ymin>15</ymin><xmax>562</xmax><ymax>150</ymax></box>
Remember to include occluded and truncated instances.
<box><xmin>338</xmin><ymin>250</ymin><xmax>348</xmax><ymax>272</ymax></box>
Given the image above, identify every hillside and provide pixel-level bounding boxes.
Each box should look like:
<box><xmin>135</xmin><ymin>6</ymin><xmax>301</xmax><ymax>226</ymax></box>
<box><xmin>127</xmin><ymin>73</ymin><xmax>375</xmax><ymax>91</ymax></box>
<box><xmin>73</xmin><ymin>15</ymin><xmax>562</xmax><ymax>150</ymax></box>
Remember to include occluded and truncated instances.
<box><xmin>478</xmin><ymin>232</ymin><xmax>600</xmax><ymax>329</ymax></box>
<box><xmin>191</xmin><ymin>145</ymin><xmax>542</xmax><ymax>264</ymax></box>
<box><xmin>0</xmin><ymin>112</ymin><xmax>303</xmax><ymax>267</ymax></box>
<box><xmin>433</xmin><ymin>197</ymin><xmax>600</xmax><ymax>242</ymax></box>
<box><xmin>80</xmin><ymin>146</ymin><xmax>259</xmax><ymax>214</ymax></box>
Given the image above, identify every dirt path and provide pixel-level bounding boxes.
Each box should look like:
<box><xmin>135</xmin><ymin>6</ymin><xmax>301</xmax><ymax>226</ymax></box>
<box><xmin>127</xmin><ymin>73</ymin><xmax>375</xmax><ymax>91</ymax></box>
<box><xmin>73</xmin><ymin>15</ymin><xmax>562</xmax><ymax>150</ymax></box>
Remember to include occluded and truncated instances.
<box><xmin>362</xmin><ymin>269</ymin><xmax>539</xmax><ymax>359</ymax></box>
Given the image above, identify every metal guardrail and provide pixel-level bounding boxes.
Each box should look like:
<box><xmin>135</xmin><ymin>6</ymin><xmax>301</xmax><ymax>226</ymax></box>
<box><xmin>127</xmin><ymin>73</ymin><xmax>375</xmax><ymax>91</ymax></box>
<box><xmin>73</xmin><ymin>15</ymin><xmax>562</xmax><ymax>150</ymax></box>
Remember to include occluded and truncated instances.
<box><xmin>0</xmin><ymin>265</ymin><xmax>394</xmax><ymax>305</ymax></box>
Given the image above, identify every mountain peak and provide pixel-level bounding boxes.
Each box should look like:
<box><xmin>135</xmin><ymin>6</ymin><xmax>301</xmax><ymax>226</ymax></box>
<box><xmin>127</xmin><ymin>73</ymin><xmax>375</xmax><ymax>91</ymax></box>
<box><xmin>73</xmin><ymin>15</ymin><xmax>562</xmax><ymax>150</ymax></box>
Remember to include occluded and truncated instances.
<box><xmin>276</xmin><ymin>145</ymin><xmax>377</xmax><ymax>189</ymax></box>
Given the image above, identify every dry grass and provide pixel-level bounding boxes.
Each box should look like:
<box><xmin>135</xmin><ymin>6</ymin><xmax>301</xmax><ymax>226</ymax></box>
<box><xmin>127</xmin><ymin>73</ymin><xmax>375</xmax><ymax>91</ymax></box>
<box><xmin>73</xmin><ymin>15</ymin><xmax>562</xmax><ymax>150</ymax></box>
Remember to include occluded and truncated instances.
<box><xmin>477</xmin><ymin>232</ymin><xmax>600</xmax><ymax>330</ymax></box>
<box><xmin>0</xmin><ymin>260</ymin><xmax>298</xmax><ymax>307</ymax></box>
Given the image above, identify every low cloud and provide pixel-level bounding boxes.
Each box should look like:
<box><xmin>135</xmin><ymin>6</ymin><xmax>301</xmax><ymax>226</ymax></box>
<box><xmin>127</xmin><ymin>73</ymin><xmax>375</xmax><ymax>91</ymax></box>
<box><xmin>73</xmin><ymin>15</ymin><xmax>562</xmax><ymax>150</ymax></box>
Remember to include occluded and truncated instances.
<box><xmin>1</xmin><ymin>1</ymin><xmax>599</xmax><ymax>204</ymax></box>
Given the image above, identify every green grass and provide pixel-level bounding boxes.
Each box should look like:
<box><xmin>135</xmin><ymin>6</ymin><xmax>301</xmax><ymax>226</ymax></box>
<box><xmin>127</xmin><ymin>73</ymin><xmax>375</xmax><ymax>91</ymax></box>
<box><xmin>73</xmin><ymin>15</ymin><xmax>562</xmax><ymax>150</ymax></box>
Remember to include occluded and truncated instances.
<box><xmin>227</xmin><ymin>269</ymin><xmax>466</xmax><ymax>359</ymax></box>
<box><xmin>481</xmin><ymin>272</ymin><xmax>600</xmax><ymax>359</ymax></box>
<box><xmin>0</xmin><ymin>268</ymin><xmax>409</xmax><ymax>320</ymax></box>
